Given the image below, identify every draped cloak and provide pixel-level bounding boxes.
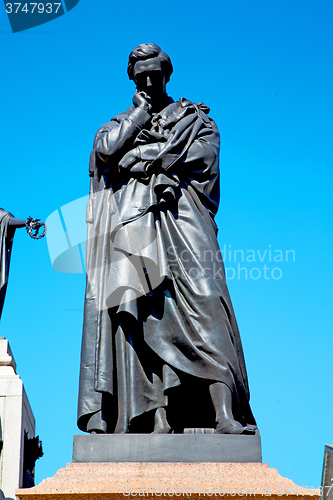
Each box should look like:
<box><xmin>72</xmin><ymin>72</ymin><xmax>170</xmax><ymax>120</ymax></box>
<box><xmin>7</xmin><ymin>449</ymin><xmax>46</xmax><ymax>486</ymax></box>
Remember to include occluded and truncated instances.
<box><xmin>0</xmin><ymin>209</ymin><xmax>15</xmax><ymax>320</ymax></box>
<box><xmin>77</xmin><ymin>97</ymin><xmax>256</xmax><ymax>433</ymax></box>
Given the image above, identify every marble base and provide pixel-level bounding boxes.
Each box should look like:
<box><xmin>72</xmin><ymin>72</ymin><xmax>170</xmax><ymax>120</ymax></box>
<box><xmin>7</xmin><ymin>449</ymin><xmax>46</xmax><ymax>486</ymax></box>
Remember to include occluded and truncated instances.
<box><xmin>0</xmin><ymin>338</ymin><xmax>35</xmax><ymax>500</ymax></box>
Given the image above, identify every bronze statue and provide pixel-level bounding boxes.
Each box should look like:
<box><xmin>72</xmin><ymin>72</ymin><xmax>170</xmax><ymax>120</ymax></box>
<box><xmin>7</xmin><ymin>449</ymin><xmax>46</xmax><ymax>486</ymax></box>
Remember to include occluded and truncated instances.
<box><xmin>0</xmin><ymin>209</ymin><xmax>46</xmax><ymax>320</ymax></box>
<box><xmin>78</xmin><ymin>43</ymin><xmax>257</xmax><ymax>435</ymax></box>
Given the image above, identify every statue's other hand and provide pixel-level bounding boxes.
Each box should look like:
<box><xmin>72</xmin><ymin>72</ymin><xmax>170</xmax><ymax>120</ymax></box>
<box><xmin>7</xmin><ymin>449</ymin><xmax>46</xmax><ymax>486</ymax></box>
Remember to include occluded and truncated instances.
<box><xmin>118</xmin><ymin>147</ymin><xmax>141</xmax><ymax>173</ymax></box>
<box><xmin>135</xmin><ymin>129</ymin><xmax>166</xmax><ymax>146</ymax></box>
<box><xmin>133</xmin><ymin>89</ymin><xmax>152</xmax><ymax>112</ymax></box>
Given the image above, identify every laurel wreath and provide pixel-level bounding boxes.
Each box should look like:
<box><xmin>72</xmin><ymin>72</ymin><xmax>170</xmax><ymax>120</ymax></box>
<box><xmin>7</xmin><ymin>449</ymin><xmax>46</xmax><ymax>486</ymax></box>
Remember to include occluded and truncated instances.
<box><xmin>25</xmin><ymin>217</ymin><xmax>47</xmax><ymax>240</ymax></box>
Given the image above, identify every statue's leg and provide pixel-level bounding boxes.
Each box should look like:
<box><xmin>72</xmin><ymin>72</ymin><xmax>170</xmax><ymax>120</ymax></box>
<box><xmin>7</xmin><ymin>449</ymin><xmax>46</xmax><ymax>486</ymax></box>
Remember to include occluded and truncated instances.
<box><xmin>152</xmin><ymin>407</ymin><xmax>172</xmax><ymax>434</ymax></box>
<box><xmin>209</xmin><ymin>382</ymin><xmax>255</xmax><ymax>435</ymax></box>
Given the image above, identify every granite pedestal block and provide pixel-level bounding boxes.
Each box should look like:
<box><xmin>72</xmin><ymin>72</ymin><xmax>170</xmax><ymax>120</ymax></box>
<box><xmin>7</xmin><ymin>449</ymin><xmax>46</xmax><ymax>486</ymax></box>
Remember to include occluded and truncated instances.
<box><xmin>73</xmin><ymin>433</ymin><xmax>262</xmax><ymax>463</ymax></box>
<box><xmin>16</xmin><ymin>462</ymin><xmax>320</xmax><ymax>500</ymax></box>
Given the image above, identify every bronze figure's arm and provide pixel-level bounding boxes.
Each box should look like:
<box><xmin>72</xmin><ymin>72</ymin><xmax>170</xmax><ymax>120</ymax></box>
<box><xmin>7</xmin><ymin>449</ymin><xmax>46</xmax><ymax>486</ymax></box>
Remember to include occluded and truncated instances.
<box><xmin>95</xmin><ymin>91</ymin><xmax>152</xmax><ymax>165</ymax></box>
<box><xmin>8</xmin><ymin>218</ymin><xmax>27</xmax><ymax>228</ymax></box>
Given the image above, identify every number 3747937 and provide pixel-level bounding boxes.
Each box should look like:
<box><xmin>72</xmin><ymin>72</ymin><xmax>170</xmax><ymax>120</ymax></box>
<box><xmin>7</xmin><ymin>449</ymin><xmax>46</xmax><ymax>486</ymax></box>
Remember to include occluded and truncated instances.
<box><xmin>5</xmin><ymin>3</ymin><xmax>62</xmax><ymax>13</ymax></box>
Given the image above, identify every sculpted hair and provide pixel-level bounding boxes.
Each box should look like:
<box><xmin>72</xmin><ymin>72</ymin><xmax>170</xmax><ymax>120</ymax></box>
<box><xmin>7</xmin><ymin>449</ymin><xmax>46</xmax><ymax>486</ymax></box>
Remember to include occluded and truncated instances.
<box><xmin>127</xmin><ymin>43</ymin><xmax>173</xmax><ymax>83</ymax></box>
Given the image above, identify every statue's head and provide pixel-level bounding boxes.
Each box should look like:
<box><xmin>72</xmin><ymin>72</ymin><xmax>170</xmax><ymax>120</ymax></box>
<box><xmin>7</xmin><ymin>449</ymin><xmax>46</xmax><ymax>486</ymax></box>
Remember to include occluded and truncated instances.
<box><xmin>127</xmin><ymin>43</ymin><xmax>173</xmax><ymax>101</ymax></box>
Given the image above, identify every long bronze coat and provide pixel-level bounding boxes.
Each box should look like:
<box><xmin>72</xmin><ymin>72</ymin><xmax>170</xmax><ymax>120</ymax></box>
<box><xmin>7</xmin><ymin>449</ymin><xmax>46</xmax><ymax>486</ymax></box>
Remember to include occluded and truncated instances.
<box><xmin>77</xmin><ymin>97</ymin><xmax>256</xmax><ymax>433</ymax></box>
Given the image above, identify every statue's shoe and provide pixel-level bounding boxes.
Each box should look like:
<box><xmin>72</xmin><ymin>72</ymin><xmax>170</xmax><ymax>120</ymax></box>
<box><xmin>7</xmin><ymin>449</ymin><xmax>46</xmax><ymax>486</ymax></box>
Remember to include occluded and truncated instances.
<box><xmin>216</xmin><ymin>418</ymin><xmax>256</xmax><ymax>435</ymax></box>
<box><xmin>152</xmin><ymin>407</ymin><xmax>172</xmax><ymax>434</ymax></box>
<box><xmin>245</xmin><ymin>423</ymin><xmax>257</xmax><ymax>431</ymax></box>
<box><xmin>152</xmin><ymin>425</ymin><xmax>172</xmax><ymax>434</ymax></box>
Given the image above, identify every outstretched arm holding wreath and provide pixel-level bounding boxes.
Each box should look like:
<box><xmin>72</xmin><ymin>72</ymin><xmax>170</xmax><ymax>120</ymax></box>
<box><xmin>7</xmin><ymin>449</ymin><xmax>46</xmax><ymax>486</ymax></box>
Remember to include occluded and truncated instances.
<box><xmin>0</xmin><ymin>208</ymin><xmax>46</xmax><ymax>320</ymax></box>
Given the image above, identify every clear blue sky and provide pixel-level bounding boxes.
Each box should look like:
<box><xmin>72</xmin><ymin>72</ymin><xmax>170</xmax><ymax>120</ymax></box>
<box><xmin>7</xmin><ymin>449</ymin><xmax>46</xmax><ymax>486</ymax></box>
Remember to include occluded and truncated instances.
<box><xmin>1</xmin><ymin>0</ymin><xmax>333</xmax><ymax>488</ymax></box>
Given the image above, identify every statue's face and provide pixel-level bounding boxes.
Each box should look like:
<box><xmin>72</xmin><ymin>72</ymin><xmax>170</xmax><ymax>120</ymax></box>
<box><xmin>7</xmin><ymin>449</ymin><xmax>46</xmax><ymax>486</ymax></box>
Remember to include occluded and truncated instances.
<box><xmin>133</xmin><ymin>57</ymin><xmax>166</xmax><ymax>100</ymax></box>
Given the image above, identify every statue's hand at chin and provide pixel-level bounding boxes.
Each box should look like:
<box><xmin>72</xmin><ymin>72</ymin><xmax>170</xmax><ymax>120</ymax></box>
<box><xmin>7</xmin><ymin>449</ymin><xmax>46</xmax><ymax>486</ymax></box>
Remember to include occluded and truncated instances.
<box><xmin>132</xmin><ymin>89</ymin><xmax>152</xmax><ymax>112</ymax></box>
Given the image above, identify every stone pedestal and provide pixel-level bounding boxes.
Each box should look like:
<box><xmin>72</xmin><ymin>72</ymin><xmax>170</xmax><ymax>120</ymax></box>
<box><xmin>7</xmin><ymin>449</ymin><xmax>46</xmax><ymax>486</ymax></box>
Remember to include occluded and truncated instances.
<box><xmin>73</xmin><ymin>433</ymin><xmax>262</xmax><ymax>463</ymax></box>
<box><xmin>16</xmin><ymin>462</ymin><xmax>320</xmax><ymax>500</ymax></box>
<box><xmin>0</xmin><ymin>338</ymin><xmax>35</xmax><ymax>500</ymax></box>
